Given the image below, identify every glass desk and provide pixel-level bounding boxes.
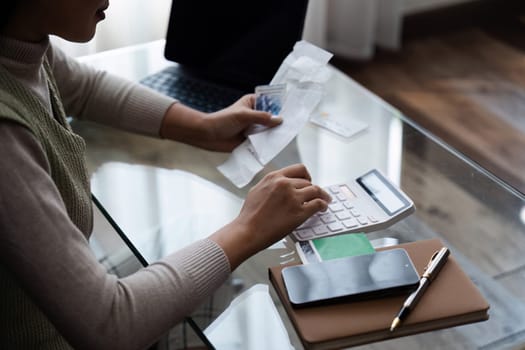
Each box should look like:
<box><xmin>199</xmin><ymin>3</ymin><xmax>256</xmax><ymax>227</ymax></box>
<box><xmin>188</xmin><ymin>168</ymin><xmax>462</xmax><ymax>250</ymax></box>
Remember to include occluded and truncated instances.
<box><xmin>75</xmin><ymin>40</ymin><xmax>525</xmax><ymax>349</ymax></box>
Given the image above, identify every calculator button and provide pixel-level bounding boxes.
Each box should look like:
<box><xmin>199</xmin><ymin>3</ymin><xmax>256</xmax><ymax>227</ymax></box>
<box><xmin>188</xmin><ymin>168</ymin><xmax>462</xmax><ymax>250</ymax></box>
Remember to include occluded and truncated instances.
<box><xmin>320</xmin><ymin>213</ymin><xmax>337</xmax><ymax>224</ymax></box>
<box><xmin>298</xmin><ymin>216</ymin><xmax>321</xmax><ymax>229</ymax></box>
<box><xmin>313</xmin><ymin>225</ymin><xmax>329</xmax><ymax>235</ymax></box>
<box><xmin>342</xmin><ymin>218</ymin><xmax>358</xmax><ymax>228</ymax></box>
<box><xmin>368</xmin><ymin>215</ymin><xmax>379</xmax><ymax>223</ymax></box>
<box><xmin>295</xmin><ymin>229</ymin><xmax>315</xmax><ymax>239</ymax></box>
<box><xmin>328</xmin><ymin>185</ymin><xmax>340</xmax><ymax>194</ymax></box>
<box><xmin>335</xmin><ymin>211</ymin><xmax>352</xmax><ymax>220</ymax></box>
<box><xmin>328</xmin><ymin>203</ymin><xmax>344</xmax><ymax>212</ymax></box>
<box><xmin>339</xmin><ymin>185</ymin><xmax>357</xmax><ymax>200</ymax></box>
<box><xmin>328</xmin><ymin>222</ymin><xmax>344</xmax><ymax>232</ymax></box>
<box><xmin>350</xmin><ymin>209</ymin><xmax>361</xmax><ymax>217</ymax></box>
<box><xmin>343</xmin><ymin>202</ymin><xmax>354</xmax><ymax>209</ymax></box>
<box><xmin>357</xmin><ymin>217</ymin><xmax>369</xmax><ymax>225</ymax></box>
<box><xmin>336</xmin><ymin>193</ymin><xmax>347</xmax><ymax>201</ymax></box>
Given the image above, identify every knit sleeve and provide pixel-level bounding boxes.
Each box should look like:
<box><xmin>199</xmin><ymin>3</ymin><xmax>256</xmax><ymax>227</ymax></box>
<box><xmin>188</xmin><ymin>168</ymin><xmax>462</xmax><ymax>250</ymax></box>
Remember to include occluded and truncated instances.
<box><xmin>46</xmin><ymin>44</ymin><xmax>177</xmax><ymax>137</ymax></box>
<box><xmin>0</xmin><ymin>121</ymin><xmax>231</xmax><ymax>350</ymax></box>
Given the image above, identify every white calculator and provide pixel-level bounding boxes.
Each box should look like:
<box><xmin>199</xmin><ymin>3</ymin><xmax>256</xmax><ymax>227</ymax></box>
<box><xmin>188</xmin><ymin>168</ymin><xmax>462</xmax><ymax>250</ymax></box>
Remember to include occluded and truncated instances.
<box><xmin>291</xmin><ymin>169</ymin><xmax>415</xmax><ymax>241</ymax></box>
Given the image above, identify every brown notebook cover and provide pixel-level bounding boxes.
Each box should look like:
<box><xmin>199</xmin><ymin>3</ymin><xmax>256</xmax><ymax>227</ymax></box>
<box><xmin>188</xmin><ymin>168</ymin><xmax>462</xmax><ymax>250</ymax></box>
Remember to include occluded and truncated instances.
<box><xmin>269</xmin><ymin>239</ymin><xmax>490</xmax><ymax>350</ymax></box>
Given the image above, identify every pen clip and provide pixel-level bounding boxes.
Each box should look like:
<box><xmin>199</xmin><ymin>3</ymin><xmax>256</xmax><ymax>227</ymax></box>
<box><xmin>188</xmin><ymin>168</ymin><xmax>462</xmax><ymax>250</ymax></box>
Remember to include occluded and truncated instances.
<box><xmin>422</xmin><ymin>247</ymin><xmax>449</xmax><ymax>280</ymax></box>
<box><xmin>423</xmin><ymin>250</ymin><xmax>440</xmax><ymax>272</ymax></box>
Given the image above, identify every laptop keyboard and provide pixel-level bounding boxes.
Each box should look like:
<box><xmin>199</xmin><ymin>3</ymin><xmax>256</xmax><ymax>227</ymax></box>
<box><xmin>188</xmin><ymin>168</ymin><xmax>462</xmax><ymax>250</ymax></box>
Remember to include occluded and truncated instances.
<box><xmin>140</xmin><ymin>66</ymin><xmax>245</xmax><ymax>113</ymax></box>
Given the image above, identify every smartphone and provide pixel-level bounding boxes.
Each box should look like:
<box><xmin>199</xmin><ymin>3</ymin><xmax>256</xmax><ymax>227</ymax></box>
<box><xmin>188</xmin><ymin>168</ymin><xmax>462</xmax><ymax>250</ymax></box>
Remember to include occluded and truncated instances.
<box><xmin>281</xmin><ymin>248</ymin><xmax>420</xmax><ymax>307</ymax></box>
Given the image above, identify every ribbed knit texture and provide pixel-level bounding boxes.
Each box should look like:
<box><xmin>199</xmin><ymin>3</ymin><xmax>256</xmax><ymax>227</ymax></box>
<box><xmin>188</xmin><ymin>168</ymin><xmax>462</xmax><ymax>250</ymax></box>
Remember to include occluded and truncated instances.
<box><xmin>0</xmin><ymin>61</ymin><xmax>92</xmax><ymax>234</ymax></box>
<box><xmin>160</xmin><ymin>238</ymin><xmax>232</xmax><ymax>301</ymax></box>
<box><xmin>0</xmin><ymin>60</ymin><xmax>91</xmax><ymax>349</ymax></box>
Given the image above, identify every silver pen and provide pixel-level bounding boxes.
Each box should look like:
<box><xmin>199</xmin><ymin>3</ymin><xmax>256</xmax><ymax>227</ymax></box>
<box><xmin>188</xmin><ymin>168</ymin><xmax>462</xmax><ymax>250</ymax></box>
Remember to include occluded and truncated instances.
<box><xmin>390</xmin><ymin>247</ymin><xmax>450</xmax><ymax>332</ymax></box>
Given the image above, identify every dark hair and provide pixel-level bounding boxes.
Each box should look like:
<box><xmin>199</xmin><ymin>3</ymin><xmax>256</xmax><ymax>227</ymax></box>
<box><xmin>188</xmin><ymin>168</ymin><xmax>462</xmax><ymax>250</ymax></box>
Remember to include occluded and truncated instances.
<box><xmin>0</xmin><ymin>2</ymin><xmax>18</xmax><ymax>33</ymax></box>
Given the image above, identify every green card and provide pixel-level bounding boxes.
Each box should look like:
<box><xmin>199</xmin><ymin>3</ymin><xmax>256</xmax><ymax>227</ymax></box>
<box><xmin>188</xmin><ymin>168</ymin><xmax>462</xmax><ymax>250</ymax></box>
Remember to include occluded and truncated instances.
<box><xmin>312</xmin><ymin>233</ymin><xmax>375</xmax><ymax>261</ymax></box>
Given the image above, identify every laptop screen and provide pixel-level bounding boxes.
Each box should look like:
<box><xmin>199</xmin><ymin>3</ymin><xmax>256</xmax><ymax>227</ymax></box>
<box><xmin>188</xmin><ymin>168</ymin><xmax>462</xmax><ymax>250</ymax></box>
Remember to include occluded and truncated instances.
<box><xmin>164</xmin><ymin>0</ymin><xmax>309</xmax><ymax>92</ymax></box>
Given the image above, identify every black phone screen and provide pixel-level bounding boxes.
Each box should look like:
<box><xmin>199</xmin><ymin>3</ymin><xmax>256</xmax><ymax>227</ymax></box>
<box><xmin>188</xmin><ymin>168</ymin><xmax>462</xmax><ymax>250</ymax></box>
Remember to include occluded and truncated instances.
<box><xmin>282</xmin><ymin>249</ymin><xmax>420</xmax><ymax>306</ymax></box>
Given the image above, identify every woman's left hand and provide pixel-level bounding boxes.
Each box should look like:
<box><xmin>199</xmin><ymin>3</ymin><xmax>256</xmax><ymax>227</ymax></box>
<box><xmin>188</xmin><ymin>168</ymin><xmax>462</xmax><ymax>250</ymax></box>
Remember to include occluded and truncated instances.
<box><xmin>160</xmin><ymin>94</ymin><xmax>282</xmax><ymax>152</ymax></box>
<box><xmin>204</xmin><ymin>94</ymin><xmax>282</xmax><ymax>151</ymax></box>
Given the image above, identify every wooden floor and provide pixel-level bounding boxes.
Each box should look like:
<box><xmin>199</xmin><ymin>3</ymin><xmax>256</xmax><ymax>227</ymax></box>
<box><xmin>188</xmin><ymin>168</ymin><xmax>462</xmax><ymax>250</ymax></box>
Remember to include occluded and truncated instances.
<box><xmin>331</xmin><ymin>6</ymin><xmax>525</xmax><ymax>196</ymax></box>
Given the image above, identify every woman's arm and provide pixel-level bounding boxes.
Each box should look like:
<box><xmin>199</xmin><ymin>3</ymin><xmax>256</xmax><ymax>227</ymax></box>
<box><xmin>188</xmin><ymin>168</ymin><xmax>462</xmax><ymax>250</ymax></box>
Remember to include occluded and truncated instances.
<box><xmin>0</xmin><ymin>120</ymin><xmax>330</xmax><ymax>349</ymax></box>
<box><xmin>49</xmin><ymin>45</ymin><xmax>282</xmax><ymax>152</ymax></box>
<box><xmin>48</xmin><ymin>44</ymin><xmax>176</xmax><ymax>137</ymax></box>
<box><xmin>0</xmin><ymin>121</ymin><xmax>230</xmax><ymax>350</ymax></box>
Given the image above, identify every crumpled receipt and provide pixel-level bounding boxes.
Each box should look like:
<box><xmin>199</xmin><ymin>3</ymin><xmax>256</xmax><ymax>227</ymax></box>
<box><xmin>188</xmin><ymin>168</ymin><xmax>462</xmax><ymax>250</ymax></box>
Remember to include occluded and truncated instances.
<box><xmin>218</xmin><ymin>41</ymin><xmax>333</xmax><ymax>187</ymax></box>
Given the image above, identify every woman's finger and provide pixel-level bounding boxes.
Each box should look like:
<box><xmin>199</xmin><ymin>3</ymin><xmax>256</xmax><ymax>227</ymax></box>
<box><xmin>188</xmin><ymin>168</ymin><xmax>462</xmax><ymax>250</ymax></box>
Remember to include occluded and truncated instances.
<box><xmin>276</xmin><ymin>164</ymin><xmax>312</xmax><ymax>181</ymax></box>
<box><xmin>297</xmin><ymin>184</ymin><xmax>332</xmax><ymax>204</ymax></box>
<box><xmin>302</xmin><ymin>198</ymin><xmax>330</xmax><ymax>217</ymax></box>
<box><xmin>287</xmin><ymin>178</ymin><xmax>314</xmax><ymax>189</ymax></box>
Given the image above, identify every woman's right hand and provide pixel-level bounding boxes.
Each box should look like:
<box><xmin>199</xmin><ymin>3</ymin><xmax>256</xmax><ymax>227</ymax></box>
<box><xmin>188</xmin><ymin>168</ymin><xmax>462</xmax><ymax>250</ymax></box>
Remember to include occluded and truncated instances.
<box><xmin>210</xmin><ymin>164</ymin><xmax>331</xmax><ymax>270</ymax></box>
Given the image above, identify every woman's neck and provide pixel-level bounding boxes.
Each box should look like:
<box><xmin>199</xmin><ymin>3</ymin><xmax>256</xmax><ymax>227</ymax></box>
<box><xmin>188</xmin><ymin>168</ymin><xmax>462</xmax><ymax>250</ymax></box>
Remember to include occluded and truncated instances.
<box><xmin>0</xmin><ymin>35</ymin><xmax>49</xmax><ymax>64</ymax></box>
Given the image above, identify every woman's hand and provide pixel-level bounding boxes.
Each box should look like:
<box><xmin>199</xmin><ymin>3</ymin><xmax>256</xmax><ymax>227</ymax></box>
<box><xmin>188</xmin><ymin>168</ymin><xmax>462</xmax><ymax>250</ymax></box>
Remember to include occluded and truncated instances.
<box><xmin>210</xmin><ymin>164</ymin><xmax>332</xmax><ymax>270</ymax></box>
<box><xmin>160</xmin><ymin>94</ymin><xmax>282</xmax><ymax>152</ymax></box>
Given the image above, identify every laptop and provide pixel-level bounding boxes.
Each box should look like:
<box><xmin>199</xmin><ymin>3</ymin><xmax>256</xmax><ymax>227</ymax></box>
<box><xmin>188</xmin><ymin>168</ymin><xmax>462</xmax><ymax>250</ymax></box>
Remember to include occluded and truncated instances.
<box><xmin>140</xmin><ymin>0</ymin><xmax>309</xmax><ymax>112</ymax></box>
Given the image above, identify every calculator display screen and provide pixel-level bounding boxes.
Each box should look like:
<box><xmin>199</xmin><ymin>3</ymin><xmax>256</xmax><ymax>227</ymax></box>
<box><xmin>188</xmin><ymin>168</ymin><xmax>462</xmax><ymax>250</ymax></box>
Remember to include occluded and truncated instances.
<box><xmin>356</xmin><ymin>170</ymin><xmax>410</xmax><ymax>215</ymax></box>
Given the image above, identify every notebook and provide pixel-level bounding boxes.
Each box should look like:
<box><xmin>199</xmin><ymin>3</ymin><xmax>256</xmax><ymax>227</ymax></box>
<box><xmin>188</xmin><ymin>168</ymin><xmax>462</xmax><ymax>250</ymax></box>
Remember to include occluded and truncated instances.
<box><xmin>141</xmin><ymin>0</ymin><xmax>309</xmax><ymax>112</ymax></box>
<box><xmin>269</xmin><ymin>238</ymin><xmax>490</xmax><ymax>350</ymax></box>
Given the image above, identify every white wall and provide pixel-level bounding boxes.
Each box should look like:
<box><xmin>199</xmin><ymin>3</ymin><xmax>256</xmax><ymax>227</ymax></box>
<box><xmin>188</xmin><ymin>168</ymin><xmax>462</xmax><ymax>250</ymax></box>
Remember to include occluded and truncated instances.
<box><xmin>52</xmin><ymin>0</ymin><xmax>171</xmax><ymax>57</ymax></box>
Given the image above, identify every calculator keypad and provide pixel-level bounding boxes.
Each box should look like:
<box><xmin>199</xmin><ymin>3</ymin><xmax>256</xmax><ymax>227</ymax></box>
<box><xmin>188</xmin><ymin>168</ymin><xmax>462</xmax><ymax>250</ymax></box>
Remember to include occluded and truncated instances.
<box><xmin>292</xmin><ymin>184</ymin><xmax>375</xmax><ymax>240</ymax></box>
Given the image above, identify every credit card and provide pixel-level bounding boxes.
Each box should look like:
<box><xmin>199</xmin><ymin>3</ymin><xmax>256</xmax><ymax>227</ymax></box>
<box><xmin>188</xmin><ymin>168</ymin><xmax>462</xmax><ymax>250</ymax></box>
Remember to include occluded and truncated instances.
<box><xmin>245</xmin><ymin>83</ymin><xmax>286</xmax><ymax>135</ymax></box>
<box><xmin>255</xmin><ymin>84</ymin><xmax>286</xmax><ymax>115</ymax></box>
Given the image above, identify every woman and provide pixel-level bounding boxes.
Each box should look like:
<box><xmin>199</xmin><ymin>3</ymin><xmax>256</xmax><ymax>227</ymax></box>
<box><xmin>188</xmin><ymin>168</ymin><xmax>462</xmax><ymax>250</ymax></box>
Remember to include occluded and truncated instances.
<box><xmin>0</xmin><ymin>0</ymin><xmax>331</xmax><ymax>349</ymax></box>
